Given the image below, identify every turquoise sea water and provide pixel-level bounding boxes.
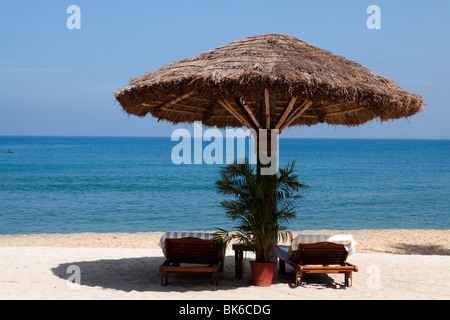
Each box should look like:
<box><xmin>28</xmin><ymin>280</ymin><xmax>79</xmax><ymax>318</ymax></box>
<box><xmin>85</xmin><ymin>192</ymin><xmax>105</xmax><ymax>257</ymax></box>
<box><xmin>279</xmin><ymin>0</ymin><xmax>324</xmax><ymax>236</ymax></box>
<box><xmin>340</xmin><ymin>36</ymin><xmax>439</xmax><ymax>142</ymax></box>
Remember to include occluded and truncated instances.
<box><xmin>0</xmin><ymin>136</ymin><xmax>448</xmax><ymax>234</ymax></box>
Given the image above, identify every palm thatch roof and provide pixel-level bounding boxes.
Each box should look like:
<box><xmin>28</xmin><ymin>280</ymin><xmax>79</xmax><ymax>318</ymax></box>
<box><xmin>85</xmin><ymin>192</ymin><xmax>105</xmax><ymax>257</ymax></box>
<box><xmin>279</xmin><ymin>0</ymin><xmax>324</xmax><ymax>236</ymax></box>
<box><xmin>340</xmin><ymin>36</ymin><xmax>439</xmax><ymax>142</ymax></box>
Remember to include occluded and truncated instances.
<box><xmin>114</xmin><ymin>34</ymin><xmax>424</xmax><ymax>131</ymax></box>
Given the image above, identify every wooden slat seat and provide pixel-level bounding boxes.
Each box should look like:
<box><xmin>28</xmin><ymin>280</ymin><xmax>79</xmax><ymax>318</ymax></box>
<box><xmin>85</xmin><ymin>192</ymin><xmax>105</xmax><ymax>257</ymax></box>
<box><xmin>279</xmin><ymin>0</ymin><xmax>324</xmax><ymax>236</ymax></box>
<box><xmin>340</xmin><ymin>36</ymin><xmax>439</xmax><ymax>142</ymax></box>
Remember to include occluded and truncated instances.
<box><xmin>279</xmin><ymin>242</ymin><xmax>358</xmax><ymax>287</ymax></box>
<box><xmin>159</xmin><ymin>237</ymin><xmax>224</xmax><ymax>286</ymax></box>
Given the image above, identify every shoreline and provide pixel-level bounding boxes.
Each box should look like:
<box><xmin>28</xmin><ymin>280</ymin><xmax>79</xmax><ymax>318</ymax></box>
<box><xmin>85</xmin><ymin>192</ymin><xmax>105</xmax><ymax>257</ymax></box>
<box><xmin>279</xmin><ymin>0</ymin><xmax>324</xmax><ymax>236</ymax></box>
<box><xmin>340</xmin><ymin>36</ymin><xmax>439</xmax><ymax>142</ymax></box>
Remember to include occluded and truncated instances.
<box><xmin>0</xmin><ymin>229</ymin><xmax>449</xmax><ymax>255</ymax></box>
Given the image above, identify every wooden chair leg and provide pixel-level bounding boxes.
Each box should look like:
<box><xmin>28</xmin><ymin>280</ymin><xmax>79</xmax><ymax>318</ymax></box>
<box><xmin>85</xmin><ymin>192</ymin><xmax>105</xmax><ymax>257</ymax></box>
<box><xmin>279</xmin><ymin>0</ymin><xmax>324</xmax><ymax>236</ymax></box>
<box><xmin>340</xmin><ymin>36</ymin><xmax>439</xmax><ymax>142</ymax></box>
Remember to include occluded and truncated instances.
<box><xmin>345</xmin><ymin>271</ymin><xmax>352</xmax><ymax>287</ymax></box>
<box><xmin>295</xmin><ymin>270</ymin><xmax>302</xmax><ymax>286</ymax></box>
<box><xmin>212</xmin><ymin>272</ymin><xmax>218</xmax><ymax>285</ymax></box>
<box><xmin>161</xmin><ymin>271</ymin><xmax>168</xmax><ymax>286</ymax></box>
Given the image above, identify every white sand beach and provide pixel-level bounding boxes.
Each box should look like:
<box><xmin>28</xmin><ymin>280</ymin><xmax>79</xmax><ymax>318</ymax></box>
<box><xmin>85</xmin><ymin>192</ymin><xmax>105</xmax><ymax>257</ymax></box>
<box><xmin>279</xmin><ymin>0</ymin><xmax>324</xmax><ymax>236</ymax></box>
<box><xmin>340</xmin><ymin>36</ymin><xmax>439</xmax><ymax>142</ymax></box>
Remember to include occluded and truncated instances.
<box><xmin>0</xmin><ymin>229</ymin><xmax>449</xmax><ymax>300</ymax></box>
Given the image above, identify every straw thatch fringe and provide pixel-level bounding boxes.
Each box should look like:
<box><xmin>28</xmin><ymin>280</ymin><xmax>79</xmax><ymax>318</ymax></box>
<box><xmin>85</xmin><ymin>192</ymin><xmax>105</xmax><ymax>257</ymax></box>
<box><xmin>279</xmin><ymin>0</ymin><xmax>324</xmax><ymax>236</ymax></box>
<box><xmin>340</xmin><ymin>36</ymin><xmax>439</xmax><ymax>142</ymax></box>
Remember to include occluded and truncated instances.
<box><xmin>115</xmin><ymin>34</ymin><xmax>424</xmax><ymax>129</ymax></box>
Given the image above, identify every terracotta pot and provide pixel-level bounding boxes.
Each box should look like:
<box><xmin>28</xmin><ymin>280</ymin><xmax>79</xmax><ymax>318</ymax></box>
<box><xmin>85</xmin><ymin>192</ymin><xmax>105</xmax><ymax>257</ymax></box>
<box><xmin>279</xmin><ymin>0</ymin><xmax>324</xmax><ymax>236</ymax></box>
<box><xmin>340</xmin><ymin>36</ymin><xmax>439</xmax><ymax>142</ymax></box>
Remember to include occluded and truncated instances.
<box><xmin>249</xmin><ymin>261</ymin><xmax>277</xmax><ymax>286</ymax></box>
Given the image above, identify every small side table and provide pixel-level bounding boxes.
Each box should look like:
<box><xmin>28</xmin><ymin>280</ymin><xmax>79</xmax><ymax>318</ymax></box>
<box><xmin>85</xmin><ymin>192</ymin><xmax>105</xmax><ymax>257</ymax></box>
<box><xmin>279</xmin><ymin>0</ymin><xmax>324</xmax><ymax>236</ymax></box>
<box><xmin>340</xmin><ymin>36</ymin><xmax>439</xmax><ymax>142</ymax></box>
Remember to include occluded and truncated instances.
<box><xmin>232</xmin><ymin>243</ymin><xmax>255</xmax><ymax>279</ymax></box>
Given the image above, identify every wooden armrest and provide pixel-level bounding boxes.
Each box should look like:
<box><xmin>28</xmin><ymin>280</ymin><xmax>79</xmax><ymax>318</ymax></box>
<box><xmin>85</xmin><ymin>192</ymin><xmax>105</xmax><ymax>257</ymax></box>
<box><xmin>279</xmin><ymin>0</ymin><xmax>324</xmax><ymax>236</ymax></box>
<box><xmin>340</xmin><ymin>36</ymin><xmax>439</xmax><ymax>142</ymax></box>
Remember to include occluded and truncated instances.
<box><xmin>344</xmin><ymin>261</ymin><xmax>358</xmax><ymax>271</ymax></box>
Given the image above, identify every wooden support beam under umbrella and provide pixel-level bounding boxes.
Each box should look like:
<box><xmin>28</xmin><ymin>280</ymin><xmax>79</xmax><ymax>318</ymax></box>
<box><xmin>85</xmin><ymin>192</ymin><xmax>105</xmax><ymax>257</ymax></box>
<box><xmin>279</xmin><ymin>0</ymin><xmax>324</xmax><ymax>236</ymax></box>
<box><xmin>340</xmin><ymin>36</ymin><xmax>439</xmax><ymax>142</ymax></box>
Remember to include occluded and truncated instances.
<box><xmin>114</xmin><ymin>34</ymin><xmax>425</xmax><ymax>261</ymax></box>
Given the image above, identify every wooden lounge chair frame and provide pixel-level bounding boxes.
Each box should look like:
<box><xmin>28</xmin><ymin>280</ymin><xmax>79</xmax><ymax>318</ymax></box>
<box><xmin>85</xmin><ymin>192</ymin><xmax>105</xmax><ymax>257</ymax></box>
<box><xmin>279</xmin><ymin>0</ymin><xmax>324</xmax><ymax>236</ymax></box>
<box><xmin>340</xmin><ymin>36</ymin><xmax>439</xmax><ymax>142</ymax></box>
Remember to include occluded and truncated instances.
<box><xmin>279</xmin><ymin>242</ymin><xmax>358</xmax><ymax>287</ymax></box>
<box><xmin>159</xmin><ymin>237</ymin><xmax>223</xmax><ymax>286</ymax></box>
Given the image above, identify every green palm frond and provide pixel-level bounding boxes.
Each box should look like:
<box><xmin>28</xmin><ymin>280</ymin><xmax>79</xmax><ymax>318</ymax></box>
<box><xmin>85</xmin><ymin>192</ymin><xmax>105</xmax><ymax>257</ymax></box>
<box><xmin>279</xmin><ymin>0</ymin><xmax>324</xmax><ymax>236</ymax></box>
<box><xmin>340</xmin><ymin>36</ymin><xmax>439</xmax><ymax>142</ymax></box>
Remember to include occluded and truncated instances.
<box><xmin>215</xmin><ymin>158</ymin><xmax>308</xmax><ymax>262</ymax></box>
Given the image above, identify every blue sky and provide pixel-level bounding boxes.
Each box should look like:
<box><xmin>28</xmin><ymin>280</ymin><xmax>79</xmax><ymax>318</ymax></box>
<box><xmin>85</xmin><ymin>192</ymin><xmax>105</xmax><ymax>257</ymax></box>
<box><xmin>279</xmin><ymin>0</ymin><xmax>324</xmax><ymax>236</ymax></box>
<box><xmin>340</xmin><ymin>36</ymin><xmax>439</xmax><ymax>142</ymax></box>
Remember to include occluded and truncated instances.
<box><xmin>0</xmin><ymin>0</ymin><xmax>449</xmax><ymax>139</ymax></box>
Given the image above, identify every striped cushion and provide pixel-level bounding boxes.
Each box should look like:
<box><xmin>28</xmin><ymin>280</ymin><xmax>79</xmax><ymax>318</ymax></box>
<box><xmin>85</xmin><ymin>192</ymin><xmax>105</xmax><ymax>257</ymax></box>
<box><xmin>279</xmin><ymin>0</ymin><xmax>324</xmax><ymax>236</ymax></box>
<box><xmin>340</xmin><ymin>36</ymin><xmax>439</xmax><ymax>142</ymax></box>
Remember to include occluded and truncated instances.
<box><xmin>290</xmin><ymin>234</ymin><xmax>356</xmax><ymax>255</ymax></box>
<box><xmin>278</xmin><ymin>234</ymin><xmax>356</xmax><ymax>260</ymax></box>
<box><xmin>158</xmin><ymin>232</ymin><xmax>219</xmax><ymax>257</ymax></box>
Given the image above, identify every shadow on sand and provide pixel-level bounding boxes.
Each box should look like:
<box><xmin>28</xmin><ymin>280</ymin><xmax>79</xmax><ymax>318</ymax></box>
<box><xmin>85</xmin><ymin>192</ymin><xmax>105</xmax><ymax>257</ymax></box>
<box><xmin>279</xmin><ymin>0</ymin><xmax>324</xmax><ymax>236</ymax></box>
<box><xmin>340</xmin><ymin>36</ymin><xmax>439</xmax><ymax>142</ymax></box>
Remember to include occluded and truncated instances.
<box><xmin>51</xmin><ymin>256</ymin><xmax>349</xmax><ymax>292</ymax></box>
<box><xmin>392</xmin><ymin>243</ymin><xmax>450</xmax><ymax>256</ymax></box>
<box><xmin>52</xmin><ymin>256</ymin><xmax>253</xmax><ymax>293</ymax></box>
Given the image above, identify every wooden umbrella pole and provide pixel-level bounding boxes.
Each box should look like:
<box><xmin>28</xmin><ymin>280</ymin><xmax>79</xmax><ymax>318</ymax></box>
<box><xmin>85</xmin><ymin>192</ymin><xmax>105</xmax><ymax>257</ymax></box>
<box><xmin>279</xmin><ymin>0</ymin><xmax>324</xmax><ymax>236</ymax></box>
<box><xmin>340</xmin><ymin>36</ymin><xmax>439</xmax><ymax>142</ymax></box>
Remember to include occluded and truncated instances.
<box><xmin>256</xmin><ymin>89</ymin><xmax>279</xmax><ymax>263</ymax></box>
<box><xmin>266</xmin><ymin>128</ymin><xmax>279</xmax><ymax>263</ymax></box>
<box><xmin>256</xmin><ymin>130</ymin><xmax>261</xmax><ymax>176</ymax></box>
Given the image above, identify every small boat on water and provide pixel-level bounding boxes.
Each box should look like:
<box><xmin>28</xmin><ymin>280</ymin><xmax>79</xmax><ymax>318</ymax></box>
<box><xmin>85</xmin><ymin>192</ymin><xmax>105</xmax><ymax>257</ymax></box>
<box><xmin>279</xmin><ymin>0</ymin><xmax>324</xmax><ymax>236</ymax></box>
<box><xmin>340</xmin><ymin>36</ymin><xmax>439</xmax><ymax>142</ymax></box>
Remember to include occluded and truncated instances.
<box><xmin>4</xmin><ymin>149</ymin><xmax>14</xmax><ymax>153</ymax></box>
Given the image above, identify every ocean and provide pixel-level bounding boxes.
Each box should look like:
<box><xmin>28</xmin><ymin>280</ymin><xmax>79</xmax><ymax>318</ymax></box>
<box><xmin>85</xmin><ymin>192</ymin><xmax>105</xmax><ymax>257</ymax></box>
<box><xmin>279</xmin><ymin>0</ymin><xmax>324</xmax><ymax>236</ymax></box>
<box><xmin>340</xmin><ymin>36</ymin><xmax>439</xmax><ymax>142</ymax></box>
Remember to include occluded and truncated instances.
<box><xmin>0</xmin><ymin>136</ymin><xmax>449</xmax><ymax>234</ymax></box>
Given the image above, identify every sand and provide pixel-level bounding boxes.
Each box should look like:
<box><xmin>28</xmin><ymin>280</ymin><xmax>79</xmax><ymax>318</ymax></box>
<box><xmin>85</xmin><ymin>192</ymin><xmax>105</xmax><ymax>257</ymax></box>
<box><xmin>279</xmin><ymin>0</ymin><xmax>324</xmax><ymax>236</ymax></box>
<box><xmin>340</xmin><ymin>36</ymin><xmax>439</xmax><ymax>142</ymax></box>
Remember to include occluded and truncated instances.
<box><xmin>0</xmin><ymin>229</ymin><xmax>449</xmax><ymax>300</ymax></box>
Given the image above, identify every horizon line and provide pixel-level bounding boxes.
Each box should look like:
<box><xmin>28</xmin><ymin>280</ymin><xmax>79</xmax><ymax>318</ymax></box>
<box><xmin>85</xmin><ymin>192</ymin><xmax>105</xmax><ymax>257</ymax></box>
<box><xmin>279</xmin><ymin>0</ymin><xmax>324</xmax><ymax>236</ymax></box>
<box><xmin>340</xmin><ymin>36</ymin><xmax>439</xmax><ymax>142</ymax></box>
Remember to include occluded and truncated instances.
<box><xmin>0</xmin><ymin>135</ymin><xmax>449</xmax><ymax>141</ymax></box>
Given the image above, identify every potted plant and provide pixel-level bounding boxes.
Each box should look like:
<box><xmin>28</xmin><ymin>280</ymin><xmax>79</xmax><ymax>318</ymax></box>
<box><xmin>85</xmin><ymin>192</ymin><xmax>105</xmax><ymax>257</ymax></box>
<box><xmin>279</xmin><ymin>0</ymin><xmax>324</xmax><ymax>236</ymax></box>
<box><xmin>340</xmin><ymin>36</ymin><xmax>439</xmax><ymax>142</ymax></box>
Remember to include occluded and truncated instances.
<box><xmin>215</xmin><ymin>159</ymin><xmax>308</xmax><ymax>286</ymax></box>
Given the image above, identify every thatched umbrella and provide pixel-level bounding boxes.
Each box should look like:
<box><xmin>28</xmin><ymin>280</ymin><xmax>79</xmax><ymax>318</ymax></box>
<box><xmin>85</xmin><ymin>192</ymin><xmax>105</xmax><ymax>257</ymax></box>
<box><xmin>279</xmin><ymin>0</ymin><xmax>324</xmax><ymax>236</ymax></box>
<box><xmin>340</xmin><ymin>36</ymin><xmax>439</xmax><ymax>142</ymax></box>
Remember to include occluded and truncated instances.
<box><xmin>114</xmin><ymin>34</ymin><xmax>424</xmax><ymax>260</ymax></box>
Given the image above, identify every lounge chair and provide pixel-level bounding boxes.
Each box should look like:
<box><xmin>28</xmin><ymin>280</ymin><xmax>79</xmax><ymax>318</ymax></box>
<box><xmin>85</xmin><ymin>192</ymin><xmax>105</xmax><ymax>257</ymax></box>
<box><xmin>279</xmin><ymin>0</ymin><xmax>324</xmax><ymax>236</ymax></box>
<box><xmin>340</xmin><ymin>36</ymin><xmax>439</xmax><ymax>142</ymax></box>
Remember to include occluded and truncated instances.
<box><xmin>158</xmin><ymin>232</ymin><xmax>224</xmax><ymax>286</ymax></box>
<box><xmin>278</xmin><ymin>234</ymin><xmax>358</xmax><ymax>287</ymax></box>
